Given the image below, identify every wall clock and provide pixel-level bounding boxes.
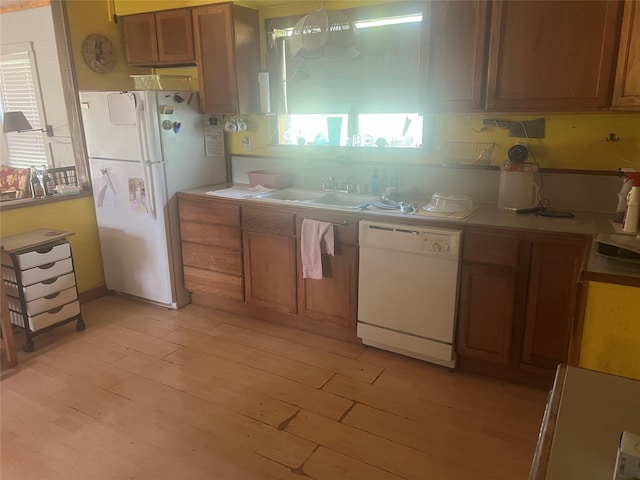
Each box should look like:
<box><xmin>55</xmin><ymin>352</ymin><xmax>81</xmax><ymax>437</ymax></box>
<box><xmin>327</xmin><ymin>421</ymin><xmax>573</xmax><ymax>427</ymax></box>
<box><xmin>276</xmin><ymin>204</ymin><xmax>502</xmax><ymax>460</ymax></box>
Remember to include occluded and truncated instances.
<box><xmin>82</xmin><ymin>34</ymin><xmax>117</xmax><ymax>74</ymax></box>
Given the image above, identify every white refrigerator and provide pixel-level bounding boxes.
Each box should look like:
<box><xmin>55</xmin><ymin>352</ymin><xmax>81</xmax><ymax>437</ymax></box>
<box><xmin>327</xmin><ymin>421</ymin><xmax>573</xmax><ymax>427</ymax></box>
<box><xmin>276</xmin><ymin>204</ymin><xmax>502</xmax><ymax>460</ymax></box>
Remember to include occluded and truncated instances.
<box><xmin>79</xmin><ymin>90</ymin><xmax>227</xmax><ymax>308</ymax></box>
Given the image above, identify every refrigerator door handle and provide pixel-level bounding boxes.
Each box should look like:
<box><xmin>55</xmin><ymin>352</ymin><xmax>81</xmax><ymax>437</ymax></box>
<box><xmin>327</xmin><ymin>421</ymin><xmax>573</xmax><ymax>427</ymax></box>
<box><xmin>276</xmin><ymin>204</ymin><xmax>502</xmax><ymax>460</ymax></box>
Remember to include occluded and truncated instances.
<box><xmin>135</xmin><ymin>96</ymin><xmax>157</xmax><ymax>221</ymax></box>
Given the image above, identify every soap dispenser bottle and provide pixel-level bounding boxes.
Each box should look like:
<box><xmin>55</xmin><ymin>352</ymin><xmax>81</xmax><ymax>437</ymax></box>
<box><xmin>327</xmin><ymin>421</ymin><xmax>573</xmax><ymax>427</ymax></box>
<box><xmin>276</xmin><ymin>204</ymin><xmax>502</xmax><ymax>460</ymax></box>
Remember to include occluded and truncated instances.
<box><xmin>371</xmin><ymin>169</ymin><xmax>380</xmax><ymax>195</ymax></box>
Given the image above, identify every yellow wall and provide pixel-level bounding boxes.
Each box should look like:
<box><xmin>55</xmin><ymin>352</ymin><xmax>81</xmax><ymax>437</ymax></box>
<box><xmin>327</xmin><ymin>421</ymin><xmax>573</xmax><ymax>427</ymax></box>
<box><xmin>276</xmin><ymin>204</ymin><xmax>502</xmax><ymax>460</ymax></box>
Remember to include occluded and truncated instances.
<box><xmin>580</xmin><ymin>281</ymin><xmax>640</xmax><ymax>380</ymax></box>
<box><xmin>66</xmin><ymin>0</ymin><xmax>151</xmax><ymax>91</ymax></box>
<box><xmin>225</xmin><ymin>113</ymin><xmax>640</xmax><ymax>171</ymax></box>
<box><xmin>0</xmin><ymin>197</ymin><xmax>105</xmax><ymax>294</ymax></box>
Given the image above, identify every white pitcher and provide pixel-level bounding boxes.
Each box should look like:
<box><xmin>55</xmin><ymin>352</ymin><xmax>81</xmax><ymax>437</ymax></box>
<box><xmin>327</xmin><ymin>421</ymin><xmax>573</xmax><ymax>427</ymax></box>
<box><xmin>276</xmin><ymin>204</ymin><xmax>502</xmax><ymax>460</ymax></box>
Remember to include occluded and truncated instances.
<box><xmin>497</xmin><ymin>169</ymin><xmax>540</xmax><ymax>210</ymax></box>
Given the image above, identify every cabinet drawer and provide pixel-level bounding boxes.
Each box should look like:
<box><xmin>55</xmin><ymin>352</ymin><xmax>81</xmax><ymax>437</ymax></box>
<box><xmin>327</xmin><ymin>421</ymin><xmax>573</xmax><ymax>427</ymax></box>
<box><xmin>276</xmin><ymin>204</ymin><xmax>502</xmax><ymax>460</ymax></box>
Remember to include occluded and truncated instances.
<box><xmin>242</xmin><ymin>207</ymin><xmax>294</xmax><ymax>236</ymax></box>
<box><xmin>182</xmin><ymin>242</ymin><xmax>243</xmax><ymax>275</ymax></box>
<box><xmin>4</xmin><ymin>272</ymin><xmax>76</xmax><ymax>302</ymax></box>
<box><xmin>4</xmin><ymin>258</ymin><xmax>73</xmax><ymax>286</ymax></box>
<box><xmin>463</xmin><ymin>231</ymin><xmax>519</xmax><ymax>267</ymax></box>
<box><xmin>9</xmin><ymin>300</ymin><xmax>80</xmax><ymax>332</ymax></box>
<box><xmin>180</xmin><ymin>221</ymin><xmax>241</xmax><ymax>249</ymax></box>
<box><xmin>9</xmin><ymin>287</ymin><xmax>78</xmax><ymax>316</ymax></box>
<box><xmin>8</xmin><ymin>241</ymin><xmax>70</xmax><ymax>270</ymax></box>
<box><xmin>179</xmin><ymin>197</ymin><xmax>240</xmax><ymax>226</ymax></box>
<box><xmin>296</xmin><ymin>214</ymin><xmax>358</xmax><ymax>245</ymax></box>
<box><xmin>184</xmin><ymin>266</ymin><xmax>243</xmax><ymax>301</ymax></box>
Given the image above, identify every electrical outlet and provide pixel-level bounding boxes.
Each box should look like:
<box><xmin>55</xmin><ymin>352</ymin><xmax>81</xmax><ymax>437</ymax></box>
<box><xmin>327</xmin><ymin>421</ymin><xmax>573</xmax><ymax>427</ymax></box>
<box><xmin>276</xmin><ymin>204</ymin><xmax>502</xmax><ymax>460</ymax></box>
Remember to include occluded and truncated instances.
<box><xmin>241</xmin><ymin>136</ymin><xmax>252</xmax><ymax>152</ymax></box>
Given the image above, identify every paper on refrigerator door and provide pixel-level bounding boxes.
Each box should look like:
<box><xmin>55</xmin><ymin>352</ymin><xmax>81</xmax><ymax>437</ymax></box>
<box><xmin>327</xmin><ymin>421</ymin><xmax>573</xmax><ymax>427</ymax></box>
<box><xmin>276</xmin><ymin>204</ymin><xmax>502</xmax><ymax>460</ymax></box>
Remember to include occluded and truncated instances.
<box><xmin>204</xmin><ymin>121</ymin><xmax>224</xmax><ymax>157</ymax></box>
<box><xmin>97</xmin><ymin>170</ymin><xmax>117</xmax><ymax>209</ymax></box>
<box><xmin>128</xmin><ymin>177</ymin><xmax>148</xmax><ymax>213</ymax></box>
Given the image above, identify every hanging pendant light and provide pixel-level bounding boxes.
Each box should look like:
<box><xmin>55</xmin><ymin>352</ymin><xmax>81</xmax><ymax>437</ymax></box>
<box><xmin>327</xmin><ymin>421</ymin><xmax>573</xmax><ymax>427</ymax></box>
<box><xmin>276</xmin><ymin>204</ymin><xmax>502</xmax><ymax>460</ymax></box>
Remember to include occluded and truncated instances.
<box><xmin>290</xmin><ymin>5</ymin><xmax>359</xmax><ymax>60</ymax></box>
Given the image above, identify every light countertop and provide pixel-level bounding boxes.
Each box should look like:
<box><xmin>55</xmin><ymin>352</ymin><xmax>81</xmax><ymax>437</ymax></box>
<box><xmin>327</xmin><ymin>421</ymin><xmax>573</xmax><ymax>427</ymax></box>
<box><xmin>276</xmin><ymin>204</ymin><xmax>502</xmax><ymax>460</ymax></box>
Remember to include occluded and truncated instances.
<box><xmin>532</xmin><ymin>366</ymin><xmax>640</xmax><ymax>480</ymax></box>
<box><xmin>179</xmin><ymin>185</ymin><xmax>640</xmax><ymax>284</ymax></box>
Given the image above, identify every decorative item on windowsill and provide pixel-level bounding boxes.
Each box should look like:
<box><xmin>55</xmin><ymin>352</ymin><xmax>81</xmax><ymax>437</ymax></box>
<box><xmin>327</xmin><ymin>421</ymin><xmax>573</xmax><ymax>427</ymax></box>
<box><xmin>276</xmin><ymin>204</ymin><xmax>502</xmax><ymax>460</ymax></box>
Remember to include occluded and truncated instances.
<box><xmin>2</xmin><ymin>111</ymin><xmax>53</xmax><ymax>137</ymax></box>
<box><xmin>290</xmin><ymin>3</ymin><xmax>359</xmax><ymax>60</ymax></box>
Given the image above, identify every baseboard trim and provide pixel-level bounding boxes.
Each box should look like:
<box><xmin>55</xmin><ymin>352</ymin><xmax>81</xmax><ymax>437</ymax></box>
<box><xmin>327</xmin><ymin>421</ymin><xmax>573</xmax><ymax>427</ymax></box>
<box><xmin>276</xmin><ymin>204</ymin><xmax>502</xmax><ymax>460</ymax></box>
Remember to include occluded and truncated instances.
<box><xmin>78</xmin><ymin>285</ymin><xmax>108</xmax><ymax>304</ymax></box>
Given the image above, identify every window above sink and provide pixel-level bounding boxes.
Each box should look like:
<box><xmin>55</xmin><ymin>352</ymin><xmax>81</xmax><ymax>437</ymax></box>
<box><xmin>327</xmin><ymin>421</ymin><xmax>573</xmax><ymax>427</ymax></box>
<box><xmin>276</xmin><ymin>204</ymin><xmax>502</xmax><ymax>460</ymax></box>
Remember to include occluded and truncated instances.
<box><xmin>264</xmin><ymin>2</ymin><xmax>430</xmax><ymax>150</ymax></box>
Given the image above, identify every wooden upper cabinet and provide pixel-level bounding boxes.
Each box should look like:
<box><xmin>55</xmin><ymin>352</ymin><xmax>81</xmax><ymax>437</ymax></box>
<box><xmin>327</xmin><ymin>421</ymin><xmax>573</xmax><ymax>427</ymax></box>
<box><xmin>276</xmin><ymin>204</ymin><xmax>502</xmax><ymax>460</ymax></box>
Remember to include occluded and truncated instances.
<box><xmin>486</xmin><ymin>1</ymin><xmax>623</xmax><ymax>111</ymax></box>
<box><xmin>612</xmin><ymin>0</ymin><xmax>640</xmax><ymax>108</ymax></box>
<box><xmin>156</xmin><ymin>9</ymin><xmax>194</xmax><ymax>64</ymax></box>
<box><xmin>192</xmin><ymin>3</ymin><xmax>260</xmax><ymax>114</ymax></box>
<box><xmin>421</xmin><ymin>1</ymin><xmax>490</xmax><ymax>112</ymax></box>
<box><xmin>122</xmin><ymin>9</ymin><xmax>194</xmax><ymax>67</ymax></box>
<box><xmin>122</xmin><ymin>13</ymin><xmax>158</xmax><ymax>66</ymax></box>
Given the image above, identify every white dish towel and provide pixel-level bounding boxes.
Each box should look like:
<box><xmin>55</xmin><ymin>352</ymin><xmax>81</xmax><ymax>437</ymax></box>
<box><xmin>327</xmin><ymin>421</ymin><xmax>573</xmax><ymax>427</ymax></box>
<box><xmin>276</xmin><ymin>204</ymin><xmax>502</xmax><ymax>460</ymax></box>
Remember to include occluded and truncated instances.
<box><xmin>301</xmin><ymin>219</ymin><xmax>334</xmax><ymax>279</ymax></box>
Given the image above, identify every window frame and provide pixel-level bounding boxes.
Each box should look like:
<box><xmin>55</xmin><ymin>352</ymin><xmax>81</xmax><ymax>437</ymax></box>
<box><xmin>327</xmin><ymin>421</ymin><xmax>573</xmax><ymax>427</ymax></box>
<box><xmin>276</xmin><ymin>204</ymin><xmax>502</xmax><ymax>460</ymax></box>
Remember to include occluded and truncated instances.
<box><xmin>0</xmin><ymin>0</ymin><xmax>90</xmax><ymax>208</ymax></box>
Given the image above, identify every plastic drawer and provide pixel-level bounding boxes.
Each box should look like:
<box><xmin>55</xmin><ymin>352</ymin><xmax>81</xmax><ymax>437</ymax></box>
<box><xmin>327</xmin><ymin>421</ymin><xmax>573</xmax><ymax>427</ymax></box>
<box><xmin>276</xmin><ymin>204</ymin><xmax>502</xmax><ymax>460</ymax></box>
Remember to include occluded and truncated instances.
<box><xmin>9</xmin><ymin>300</ymin><xmax>80</xmax><ymax>332</ymax></box>
<box><xmin>14</xmin><ymin>241</ymin><xmax>70</xmax><ymax>269</ymax></box>
<box><xmin>8</xmin><ymin>287</ymin><xmax>78</xmax><ymax>316</ymax></box>
<box><xmin>8</xmin><ymin>258</ymin><xmax>74</xmax><ymax>286</ymax></box>
<box><xmin>3</xmin><ymin>272</ymin><xmax>76</xmax><ymax>302</ymax></box>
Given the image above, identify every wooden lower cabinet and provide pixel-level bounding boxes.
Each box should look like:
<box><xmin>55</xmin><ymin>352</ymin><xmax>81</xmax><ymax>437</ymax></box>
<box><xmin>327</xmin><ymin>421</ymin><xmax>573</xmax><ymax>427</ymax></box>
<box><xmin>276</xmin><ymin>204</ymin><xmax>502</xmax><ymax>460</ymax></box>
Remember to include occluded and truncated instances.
<box><xmin>178</xmin><ymin>195</ymin><xmax>243</xmax><ymax>302</ymax></box>
<box><xmin>243</xmin><ymin>231</ymin><xmax>297</xmax><ymax>314</ymax></box>
<box><xmin>456</xmin><ymin>227</ymin><xmax>589</xmax><ymax>388</ymax></box>
<box><xmin>457</xmin><ymin>263</ymin><xmax>518</xmax><ymax>364</ymax></box>
<box><xmin>297</xmin><ymin>242</ymin><xmax>358</xmax><ymax>328</ymax></box>
<box><xmin>242</xmin><ymin>206</ymin><xmax>297</xmax><ymax>314</ymax></box>
<box><xmin>521</xmin><ymin>238</ymin><xmax>588</xmax><ymax>371</ymax></box>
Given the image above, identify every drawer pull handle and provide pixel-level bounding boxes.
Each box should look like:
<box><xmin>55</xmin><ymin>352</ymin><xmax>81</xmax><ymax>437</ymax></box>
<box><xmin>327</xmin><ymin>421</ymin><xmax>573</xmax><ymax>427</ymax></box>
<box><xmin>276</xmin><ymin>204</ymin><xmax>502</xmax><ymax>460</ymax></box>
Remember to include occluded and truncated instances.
<box><xmin>304</xmin><ymin>217</ymin><xmax>348</xmax><ymax>226</ymax></box>
<box><xmin>37</xmin><ymin>262</ymin><xmax>56</xmax><ymax>270</ymax></box>
<box><xmin>35</xmin><ymin>246</ymin><xmax>55</xmax><ymax>254</ymax></box>
<box><xmin>47</xmin><ymin>305</ymin><xmax>64</xmax><ymax>314</ymax></box>
<box><xmin>44</xmin><ymin>292</ymin><xmax>60</xmax><ymax>300</ymax></box>
<box><xmin>42</xmin><ymin>277</ymin><xmax>59</xmax><ymax>285</ymax></box>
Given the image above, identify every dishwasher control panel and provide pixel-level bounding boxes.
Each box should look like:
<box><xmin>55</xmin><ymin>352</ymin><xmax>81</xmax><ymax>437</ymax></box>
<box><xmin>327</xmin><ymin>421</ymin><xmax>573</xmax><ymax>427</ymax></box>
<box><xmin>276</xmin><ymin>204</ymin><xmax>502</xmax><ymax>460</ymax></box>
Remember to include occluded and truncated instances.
<box><xmin>421</xmin><ymin>233</ymin><xmax>453</xmax><ymax>253</ymax></box>
<box><xmin>359</xmin><ymin>221</ymin><xmax>461</xmax><ymax>258</ymax></box>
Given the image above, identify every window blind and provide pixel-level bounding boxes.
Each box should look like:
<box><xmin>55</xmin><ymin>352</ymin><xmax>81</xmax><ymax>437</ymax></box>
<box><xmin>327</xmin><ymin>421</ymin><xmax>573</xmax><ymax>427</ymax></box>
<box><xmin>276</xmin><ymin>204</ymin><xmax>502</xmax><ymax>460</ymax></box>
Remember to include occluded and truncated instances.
<box><xmin>0</xmin><ymin>48</ymin><xmax>48</xmax><ymax>168</ymax></box>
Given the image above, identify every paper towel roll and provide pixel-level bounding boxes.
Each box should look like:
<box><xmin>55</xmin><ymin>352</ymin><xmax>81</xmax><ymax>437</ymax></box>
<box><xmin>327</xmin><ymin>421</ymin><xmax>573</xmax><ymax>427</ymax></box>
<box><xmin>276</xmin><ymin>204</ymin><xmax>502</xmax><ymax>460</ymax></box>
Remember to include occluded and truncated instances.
<box><xmin>258</xmin><ymin>72</ymin><xmax>271</xmax><ymax>114</ymax></box>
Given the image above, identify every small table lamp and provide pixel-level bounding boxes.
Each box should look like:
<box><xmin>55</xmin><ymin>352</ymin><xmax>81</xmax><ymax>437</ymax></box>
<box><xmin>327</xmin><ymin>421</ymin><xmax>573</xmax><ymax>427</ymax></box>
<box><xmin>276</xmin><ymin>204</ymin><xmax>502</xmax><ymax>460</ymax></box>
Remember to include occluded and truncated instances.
<box><xmin>2</xmin><ymin>111</ymin><xmax>53</xmax><ymax>136</ymax></box>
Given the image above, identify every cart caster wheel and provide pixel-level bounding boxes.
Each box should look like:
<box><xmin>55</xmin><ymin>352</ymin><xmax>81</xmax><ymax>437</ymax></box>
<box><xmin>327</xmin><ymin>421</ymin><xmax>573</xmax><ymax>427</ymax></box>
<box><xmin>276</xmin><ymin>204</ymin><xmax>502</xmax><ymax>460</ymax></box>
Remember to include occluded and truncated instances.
<box><xmin>76</xmin><ymin>319</ymin><xmax>86</xmax><ymax>331</ymax></box>
<box><xmin>23</xmin><ymin>342</ymin><xmax>34</xmax><ymax>353</ymax></box>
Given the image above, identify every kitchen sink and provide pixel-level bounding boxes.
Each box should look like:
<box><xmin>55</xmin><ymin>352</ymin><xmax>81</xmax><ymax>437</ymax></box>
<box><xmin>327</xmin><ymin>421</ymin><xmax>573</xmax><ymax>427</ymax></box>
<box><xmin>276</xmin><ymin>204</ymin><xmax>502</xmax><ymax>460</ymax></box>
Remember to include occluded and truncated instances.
<box><xmin>253</xmin><ymin>188</ymin><xmax>377</xmax><ymax>210</ymax></box>
<box><xmin>312</xmin><ymin>193</ymin><xmax>376</xmax><ymax>208</ymax></box>
<box><xmin>254</xmin><ymin>188</ymin><xmax>327</xmax><ymax>202</ymax></box>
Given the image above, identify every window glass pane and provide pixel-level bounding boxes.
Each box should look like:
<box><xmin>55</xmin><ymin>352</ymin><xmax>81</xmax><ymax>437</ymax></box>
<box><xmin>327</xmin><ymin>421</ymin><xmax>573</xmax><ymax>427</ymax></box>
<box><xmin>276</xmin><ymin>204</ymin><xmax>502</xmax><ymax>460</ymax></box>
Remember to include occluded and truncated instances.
<box><xmin>0</xmin><ymin>48</ymin><xmax>48</xmax><ymax>167</ymax></box>
<box><xmin>284</xmin><ymin>113</ymin><xmax>423</xmax><ymax>147</ymax></box>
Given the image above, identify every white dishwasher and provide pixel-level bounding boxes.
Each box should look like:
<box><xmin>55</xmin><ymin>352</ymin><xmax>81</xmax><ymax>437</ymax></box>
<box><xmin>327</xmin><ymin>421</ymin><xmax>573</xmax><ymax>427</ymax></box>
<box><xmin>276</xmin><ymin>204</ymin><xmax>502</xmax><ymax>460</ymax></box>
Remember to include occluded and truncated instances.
<box><xmin>357</xmin><ymin>220</ymin><xmax>462</xmax><ymax>368</ymax></box>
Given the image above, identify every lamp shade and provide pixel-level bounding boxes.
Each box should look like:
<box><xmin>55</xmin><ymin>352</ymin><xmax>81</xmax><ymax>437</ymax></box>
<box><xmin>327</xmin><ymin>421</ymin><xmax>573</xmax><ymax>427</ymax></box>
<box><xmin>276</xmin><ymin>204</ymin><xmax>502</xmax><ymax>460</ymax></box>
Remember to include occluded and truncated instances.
<box><xmin>290</xmin><ymin>8</ymin><xmax>358</xmax><ymax>60</ymax></box>
<box><xmin>2</xmin><ymin>111</ymin><xmax>33</xmax><ymax>133</ymax></box>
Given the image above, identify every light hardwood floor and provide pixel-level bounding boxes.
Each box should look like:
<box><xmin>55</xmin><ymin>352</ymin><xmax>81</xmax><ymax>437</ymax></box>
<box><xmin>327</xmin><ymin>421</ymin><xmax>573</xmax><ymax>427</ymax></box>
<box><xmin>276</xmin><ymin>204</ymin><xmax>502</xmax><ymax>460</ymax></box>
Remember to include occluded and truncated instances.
<box><xmin>1</xmin><ymin>295</ymin><xmax>548</xmax><ymax>479</ymax></box>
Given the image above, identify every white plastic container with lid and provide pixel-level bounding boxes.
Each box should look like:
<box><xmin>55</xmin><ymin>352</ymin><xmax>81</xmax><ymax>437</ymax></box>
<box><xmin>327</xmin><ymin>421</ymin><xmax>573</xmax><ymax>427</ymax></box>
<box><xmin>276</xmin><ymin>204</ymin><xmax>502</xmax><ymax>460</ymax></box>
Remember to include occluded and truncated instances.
<box><xmin>497</xmin><ymin>161</ymin><xmax>540</xmax><ymax>210</ymax></box>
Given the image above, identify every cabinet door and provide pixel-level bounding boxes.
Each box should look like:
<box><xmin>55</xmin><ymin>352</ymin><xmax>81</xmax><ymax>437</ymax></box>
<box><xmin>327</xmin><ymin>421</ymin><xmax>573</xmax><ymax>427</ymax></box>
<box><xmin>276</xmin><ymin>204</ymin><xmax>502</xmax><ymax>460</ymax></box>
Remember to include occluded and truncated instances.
<box><xmin>243</xmin><ymin>231</ymin><xmax>297</xmax><ymax>314</ymax></box>
<box><xmin>193</xmin><ymin>4</ymin><xmax>238</xmax><ymax>114</ymax></box>
<box><xmin>122</xmin><ymin>13</ymin><xmax>158</xmax><ymax>66</ymax></box>
<box><xmin>457</xmin><ymin>263</ymin><xmax>518</xmax><ymax>364</ymax></box>
<box><xmin>297</xmin><ymin>243</ymin><xmax>358</xmax><ymax>327</ymax></box>
<box><xmin>486</xmin><ymin>1</ymin><xmax>622</xmax><ymax>111</ymax></box>
<box><xmin>612</xmin><ymin>0</ymin><xmax>640</xmax><ymax>108</ymax></box>
<box><xmin>521</xmin><ymin>237</ymin><xmax>588</xmax><ymax>371</ymax></box>
<box><xmin>421</xmin><ymin>1</ymin><xmax>490</xmax><ymax>112</ymax></box>
<box><xmin>156</xmin><ymin>9</ymin><xmax>194</xmax><ymax>64</ymax></box>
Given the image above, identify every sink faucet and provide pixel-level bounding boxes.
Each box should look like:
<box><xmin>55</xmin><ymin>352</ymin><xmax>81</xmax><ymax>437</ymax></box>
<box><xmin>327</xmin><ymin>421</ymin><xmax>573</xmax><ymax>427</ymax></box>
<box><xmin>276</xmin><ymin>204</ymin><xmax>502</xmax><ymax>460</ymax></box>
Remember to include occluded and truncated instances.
<box><xmin>322</xmin><ymin>176</ymin><xmax>341</xmax><ymax>191</ymax></box>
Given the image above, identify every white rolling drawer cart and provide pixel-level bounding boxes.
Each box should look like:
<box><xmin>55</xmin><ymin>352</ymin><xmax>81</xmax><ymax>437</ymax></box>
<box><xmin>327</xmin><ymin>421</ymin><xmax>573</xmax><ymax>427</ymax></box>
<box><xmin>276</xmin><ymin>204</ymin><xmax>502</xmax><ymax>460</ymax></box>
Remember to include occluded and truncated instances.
<box><xmin>1</xmin><ymin>229</ymin><xmax>85</xmax><ymax>352</ymax></box>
